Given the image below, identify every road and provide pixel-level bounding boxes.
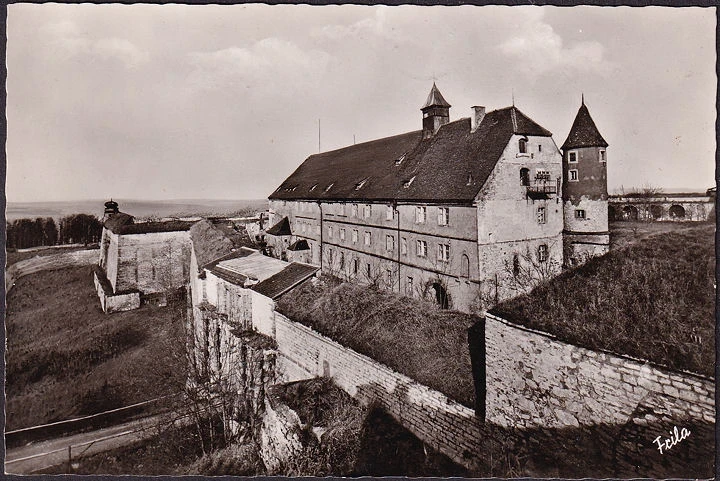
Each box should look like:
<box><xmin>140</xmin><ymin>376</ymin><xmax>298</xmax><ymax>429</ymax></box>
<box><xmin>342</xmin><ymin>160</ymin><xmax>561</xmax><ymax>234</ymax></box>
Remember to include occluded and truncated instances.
<box><xmin>5</xmin><ymin>249</ymin><xmax>98</xmax><ymax>292</ymax></box>
<box><xmin>4</xmin><ymin>412</ymin><xmax>182</xmax><ymax>474</ymax></box>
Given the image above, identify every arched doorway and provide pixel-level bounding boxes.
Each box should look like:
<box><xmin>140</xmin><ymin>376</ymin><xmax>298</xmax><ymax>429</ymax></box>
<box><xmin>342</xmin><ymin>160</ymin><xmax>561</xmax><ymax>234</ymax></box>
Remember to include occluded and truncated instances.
<box><xmin>622</xmin><ymin>205</ymin><xmax>638</xmax><ymax>221</ymax></box>
<box><xmin>431</xmin><ymin>282</ymin><xmax>450</xmax><ymax>309</ymax></box>
<box><xmin>608</xmin><ymin>205</ymin><xmax>617</xmax><ymax>221</ymax></box>
<box><xmin>650</xmin><ymin>205</ymin><xmax>663</xmax><ymax>219</ymax></box>
<box><xmin>669</xmin><ymin>204</ymin><xmax>686</xmax><ymax>219</ymax></box>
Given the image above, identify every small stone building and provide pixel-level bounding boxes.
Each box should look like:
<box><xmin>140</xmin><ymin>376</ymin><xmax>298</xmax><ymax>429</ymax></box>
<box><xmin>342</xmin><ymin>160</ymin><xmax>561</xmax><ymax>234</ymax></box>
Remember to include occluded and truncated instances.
<box><xmin>95</xmin><ymin>208</ymin><xmax>194</xmax><ymax>312</ymax></box>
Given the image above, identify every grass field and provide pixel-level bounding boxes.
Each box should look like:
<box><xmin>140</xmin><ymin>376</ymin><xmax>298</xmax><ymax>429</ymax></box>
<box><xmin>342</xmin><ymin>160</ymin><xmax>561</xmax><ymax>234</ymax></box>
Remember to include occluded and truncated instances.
<box><xmin>5</xmin><ymin>265</ymin><xmax>186</xmax><ymax>431</ymax></box>
<box><xmin>493</xmin><ymin>222</ymin><xmax>715</xmax><ymax>375</ymax></box>
<box><xmin>277</xmin><ymin>279</ymin><xmax>478</xmax><ymax>408</ymax></box>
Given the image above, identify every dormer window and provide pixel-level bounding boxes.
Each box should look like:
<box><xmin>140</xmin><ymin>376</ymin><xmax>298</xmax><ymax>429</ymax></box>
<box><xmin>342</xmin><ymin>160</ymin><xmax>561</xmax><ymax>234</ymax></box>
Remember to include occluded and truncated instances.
<box><xmin>403</xmin><ymin>176</ymin><xmax>416</xmax><ymax>188</ymax></box>
<box><xmin>355</xmin><ymin>178</ymin><xmax>368</xmax><ymax>190</ymax></box>
<box><xmin>519</xmin><ymin>138</ymin><xmax>528</xmax><ymax>154</ymax></box>
<box><xmin>395</xmin><ymin>153</ymin><xmax>407</xmax><ymax>165</ymax></box>
<box><xmin>324</xmin><ymin>183</ymin><xmax>334</xmax><ymax>192</ymax></box>
<box><xmin>310</xmin><ymin>184</ymin><xmax>318</xmax><ymax>191</ymax></box>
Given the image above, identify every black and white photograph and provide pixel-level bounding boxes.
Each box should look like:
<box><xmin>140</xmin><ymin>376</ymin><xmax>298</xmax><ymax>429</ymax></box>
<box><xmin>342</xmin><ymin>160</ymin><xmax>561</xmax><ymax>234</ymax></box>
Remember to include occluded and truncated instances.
<box><xmin>3</xmin><ymin>2</ymin><xmax>716</xmax><ymax>478</ymax></box>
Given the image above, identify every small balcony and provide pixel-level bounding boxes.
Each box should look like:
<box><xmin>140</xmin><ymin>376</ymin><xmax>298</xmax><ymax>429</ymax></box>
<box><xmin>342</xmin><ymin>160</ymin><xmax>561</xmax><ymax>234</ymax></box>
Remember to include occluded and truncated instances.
<box><xmin>526</xmin><ymin>182</ymin><xmax>557</xmax><ymax>199</ymax></box>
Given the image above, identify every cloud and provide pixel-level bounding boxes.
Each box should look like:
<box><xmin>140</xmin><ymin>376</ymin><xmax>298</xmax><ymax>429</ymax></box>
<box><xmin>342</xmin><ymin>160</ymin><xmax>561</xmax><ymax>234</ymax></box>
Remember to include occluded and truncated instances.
<box><xmin>311</xmin><ymin>7</ymin><xmax>406</xmax><ymax>42</ymax></box>
<box><xmin>499</xmin><ymin>9</ymin><xmax>614</xmax><ymax>77</ymax></box>
<box><xmin>186</xmin><ymin>37</ymin><xmax>331</xmax><ymax>93</ymax></box>
<box><xmin>41</xmin><ymin>19</ymin><xmax>149</xmax><ymax>68</ymax></box>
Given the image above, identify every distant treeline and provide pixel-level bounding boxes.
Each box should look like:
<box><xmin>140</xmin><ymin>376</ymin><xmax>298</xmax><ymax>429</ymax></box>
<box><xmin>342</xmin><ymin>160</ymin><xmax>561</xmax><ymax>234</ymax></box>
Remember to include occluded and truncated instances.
<box><xmin>6</xmin><ymin>214</ymin><xmax>103</xmax><ymax>249</ymax></box>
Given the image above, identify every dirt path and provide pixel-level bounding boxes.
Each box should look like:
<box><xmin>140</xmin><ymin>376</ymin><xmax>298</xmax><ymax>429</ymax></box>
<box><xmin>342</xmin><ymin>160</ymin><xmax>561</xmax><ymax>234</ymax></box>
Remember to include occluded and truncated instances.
<box><xmin>4</xmin><ymin>412</ymin><xmax>185</xmax><ymax>474</ymax></box>
<box><xmin>5</xmin><ymin>249</ymin><xmax>98</xmax><ymax>292</ymax></box>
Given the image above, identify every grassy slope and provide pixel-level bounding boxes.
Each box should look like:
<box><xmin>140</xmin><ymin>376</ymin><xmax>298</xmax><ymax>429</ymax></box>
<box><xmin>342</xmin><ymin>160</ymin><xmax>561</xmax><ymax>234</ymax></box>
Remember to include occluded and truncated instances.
<box><xmin>277</xmin><ymin>280</ymin><xmax>478</xmax><ymax>408</ymax></box>
<box><xmin>5</xmin><ymin>265</ymin><xmax>186</xmax><ymax>430</ymax></box>
<box><xmin>492</xmin><ymin>223</ymin><xmax>715</xmax><ymax>376</ymax></box>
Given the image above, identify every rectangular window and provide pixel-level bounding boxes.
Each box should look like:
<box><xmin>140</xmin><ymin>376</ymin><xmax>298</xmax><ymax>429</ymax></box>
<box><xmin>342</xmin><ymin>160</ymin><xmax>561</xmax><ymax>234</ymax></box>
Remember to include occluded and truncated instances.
<box><xmin>353</xmin><ymin>259</ymin><xmax>359</xmax><ymax>275</ymax></box>
<box><xmin>416</xmin><ymin>240</ymin><xmax>427</xmax><ymax>257</ymax></box>
<box><xmin>437</xmin><ymin>244</ymin><xmax>450</xmax><ymax>262</ymax></box>
<box><xmin>302</xmin><ymin>222</ymin><xmax>306</xmax><ymax>233</ymax></box>
<box><xmin>438</xmin><ymin>207</ymin><xmax>449</xmax><ymax>226</ymax></box>
<box><xmin>569</xmin><ymin>169</ymin><xmax>579</xmax><ymax>182</ymax></box>
<box><xmin>568</xmin><ymin>151</ymin><xmax>578</xmax><ymax>163</ymax></box>
<box><xmin>416</xmin><ymin>206</ymin><xmax>427</xmax><ymax>223</ymax></box>
<box><xmin>538</xmin><ymin>244</ymin><xmax>549</xmax><ymax>262</ymax></box>
<box><xmin>352</xmin><ymin>204</ymin><xmax>359</xmax><ymax>217</ymax></box>
<box><xmin>364</xmin><ymin>231</ymin><xmax>371</xmax><ymax>246</ymax></box>
<box><xmin>386</xmin><ymin>205</ymin><xmax>394</xmax><ymax>221</ymax></box>
<box><xmin>338</xmin><ymin>204</ymin><xmax>345</xmax><ymax>216</ymax></box>
<box><xmin>538</xmin><ymin>144</ymin><xmax>542</xmax><ymax>153</ymax></box>
<box><xmin>537</xmin><ymin>206</ymin><xmax>546</xmax><ymax>224</ymax></box>
<box><xmin>352</xmin><ymin>229</ymin><xmax>358</xmax><ymax>243</ymax></box>
<box><xmin>366</xmin><ymin>263</ymin><xmax>371</xmax><ymax>277</ymax></box>
<box><xmin>328</xmin><ymin>226</ymin><xmax>333</xmax><ymax>238</ymax></box>
<box><xmin>339</xmin><ymin>252</ymin><xmax>345</xmax><ymax>270</ymax></box>
<box><xmin>400</xmin><ymin>237</ymin><xmax>407</xmax><ymax>255</ymax></box>
<box><xmin>599</xmin><ymin>150</ymin><xmax>606</xmax><ymax>162</ymax></box>
<box><xmin>575</xmin><ymin>209</ymin><xmax>586</xmax><ymax>219</ymax></box>
<box><xmin>340</xmin><ymin>228</ymin><xmax>346</xmax><ymax>241</ymax></box>
<box><xmin>316</xmin><ymin>225</ymin><xmax>321</xmax><ymax>235</ymax></box>
<box><xmin>386</xmin><ymin>268</ymin><xmax>393</xmax><ymax>283</ymax></box>
<box><xmin>406</xmin><ymin>277</ymin><xmax>414</xmax><ymax>295</ymax></box>
<box><xmin>364</xmin><ymin>205</ymin><xmax>372</xmax><ymax>219</ymax></box>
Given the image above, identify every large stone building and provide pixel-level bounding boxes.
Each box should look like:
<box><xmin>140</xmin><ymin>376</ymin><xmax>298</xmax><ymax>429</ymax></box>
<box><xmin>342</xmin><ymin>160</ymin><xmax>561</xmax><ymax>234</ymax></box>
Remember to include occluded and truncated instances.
<box><xmin>266</xmin><ymin>84</ymin><xmax>608</xmax><ymax>312</ymax></box>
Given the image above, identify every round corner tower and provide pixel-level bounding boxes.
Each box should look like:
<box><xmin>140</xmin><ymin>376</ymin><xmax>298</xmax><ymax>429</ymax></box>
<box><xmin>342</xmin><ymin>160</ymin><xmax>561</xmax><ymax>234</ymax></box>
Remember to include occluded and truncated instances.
<box><xmin>561</xmin><ymin>98</ymin><xmax>610</xmax><ymax>265</ymax></box>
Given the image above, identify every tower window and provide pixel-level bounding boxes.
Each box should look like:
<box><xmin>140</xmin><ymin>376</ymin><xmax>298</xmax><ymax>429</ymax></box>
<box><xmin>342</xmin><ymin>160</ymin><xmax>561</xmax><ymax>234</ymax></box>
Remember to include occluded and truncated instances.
<box><xmin>537</xmin><ymin>244</ymin><xmax>549</xmax><ymax>262</ymax></box>
<box><xmin>569</xmin><ymin>169</ymin><xmax>579</xmax><ymax>182</ymax></box>
<box><xmin>538</xmin><ymin>144</ymin><xmax>542</xmax><ymax>153</ymax></box>
<box><xmin>568</xmin><ymin>152</ymin><xmax>578</xmax><ymax>163</ymax></box>
<box><xmin>599</xmin><ymin>150</ymin><xmax>606</xmax><ymax>162</ymax></box>
<box><xmin>519</xmin><ymin>138</ymin><xmax>528</xmax><ymax>154</ymax></box>
<box><xmin>575</xmin><ymin>209</ymin><xmax>586</xmax><ymax>219</ymax></box>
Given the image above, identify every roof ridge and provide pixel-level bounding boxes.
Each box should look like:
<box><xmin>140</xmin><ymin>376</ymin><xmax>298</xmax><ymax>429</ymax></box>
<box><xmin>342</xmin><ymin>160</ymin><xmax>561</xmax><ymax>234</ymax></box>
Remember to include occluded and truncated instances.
<box><xmin>309</xmin><ymin>129</ymin><xmax>422</xmax><ymax>158</ymax></box>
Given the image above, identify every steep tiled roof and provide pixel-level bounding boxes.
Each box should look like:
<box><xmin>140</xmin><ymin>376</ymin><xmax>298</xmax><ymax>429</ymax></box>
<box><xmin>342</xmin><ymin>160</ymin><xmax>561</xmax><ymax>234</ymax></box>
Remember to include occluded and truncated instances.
<box><xmin>190</xmin><ymin>219</ymin><xmax>256</xmax><ymax>272</ymax></box>
<box><xmin>252</xmin><ymin>263</ymin><xmax>319</xmax><ymax>299</ymax></box>
<box><xmin>266</xmin><ymin>216</ymin><xmax>292</xmax><ymax>236</ymax></box>
<box><xmin>269</xmin><ymin>106</ymin><xmax>552</xmax><ymax>203</ymax></box>
<box><xmin>561</xmin><ymin>103</ymin><xmax>608</xmax><ymax>150</ymax></box>
<box><xmin>422</xmin><ymin>82</ymin><xmax>451</xmax><ymax>109</ymax></box>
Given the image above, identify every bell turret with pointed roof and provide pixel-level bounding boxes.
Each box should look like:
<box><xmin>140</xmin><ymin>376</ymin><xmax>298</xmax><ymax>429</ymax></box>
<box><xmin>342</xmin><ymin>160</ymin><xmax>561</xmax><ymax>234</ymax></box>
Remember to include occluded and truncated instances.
<box><xmin>562</xmin><ymin>97</ymin><xmax>610</xmax><ymax>265</ymax></box>
<box><xmin>421</xmin><ymin>83</ymin><xmax>451</xmax><ymax>139</ymax></box>
<box><xmin>562</xmin><ymin>95</ymin><xmax>608</xmax><ymax>150</ymax></box>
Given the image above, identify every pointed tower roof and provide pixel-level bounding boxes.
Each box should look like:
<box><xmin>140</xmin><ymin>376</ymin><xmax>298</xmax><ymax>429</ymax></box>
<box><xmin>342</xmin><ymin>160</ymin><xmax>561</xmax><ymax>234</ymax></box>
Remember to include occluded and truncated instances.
<box><xmin>562</xmin><ymin>101</ymin><xmax>608</xmax><ymax>150</ymax></box>
<box><xmin>421</xmin><ymin>82</ymin><xmax>451</xmax><ymax>110</ymax></box>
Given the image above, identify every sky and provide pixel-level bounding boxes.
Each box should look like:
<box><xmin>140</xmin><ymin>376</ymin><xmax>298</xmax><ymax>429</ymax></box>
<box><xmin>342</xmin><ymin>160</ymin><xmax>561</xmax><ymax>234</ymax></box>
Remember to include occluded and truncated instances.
<box><xmin>6</xmin><ymin>4</ymin><xmax>716</xmax><ymax>202</ymax></box>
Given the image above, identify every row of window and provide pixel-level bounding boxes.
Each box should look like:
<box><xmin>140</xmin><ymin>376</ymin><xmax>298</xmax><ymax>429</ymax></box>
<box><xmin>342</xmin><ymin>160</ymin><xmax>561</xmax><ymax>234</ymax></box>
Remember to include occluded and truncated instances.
<box><xmin>326</xmin><ymin>253</ymin><xmax>470</xmax><ymax>285</ymax></box>
<box><xmin>519</xmin><ymin>168</ymin><xmax>554</xmax><ymax>186</ymax></box>
<box><xmin>327</xmin><ymin>226</ymin><xmax>453</xmax><ymax>262</ymax></box>
<box><xmin>567</xmin><ymin>150</ymin><xmax>606</xmax><ymax>163</ymax></box>
<box><xmin>287</xmin><ymin>201</ymin><xmax>453</xmax><ymax>226</ymax></box>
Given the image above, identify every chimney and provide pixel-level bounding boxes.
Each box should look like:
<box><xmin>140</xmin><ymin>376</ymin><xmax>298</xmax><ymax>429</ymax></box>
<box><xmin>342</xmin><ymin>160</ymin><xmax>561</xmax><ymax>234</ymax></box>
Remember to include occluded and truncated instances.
<box><xmin>471</xmin><ymin>106</ymin><xmax>486</xmax><ymax>131</ymax></box>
